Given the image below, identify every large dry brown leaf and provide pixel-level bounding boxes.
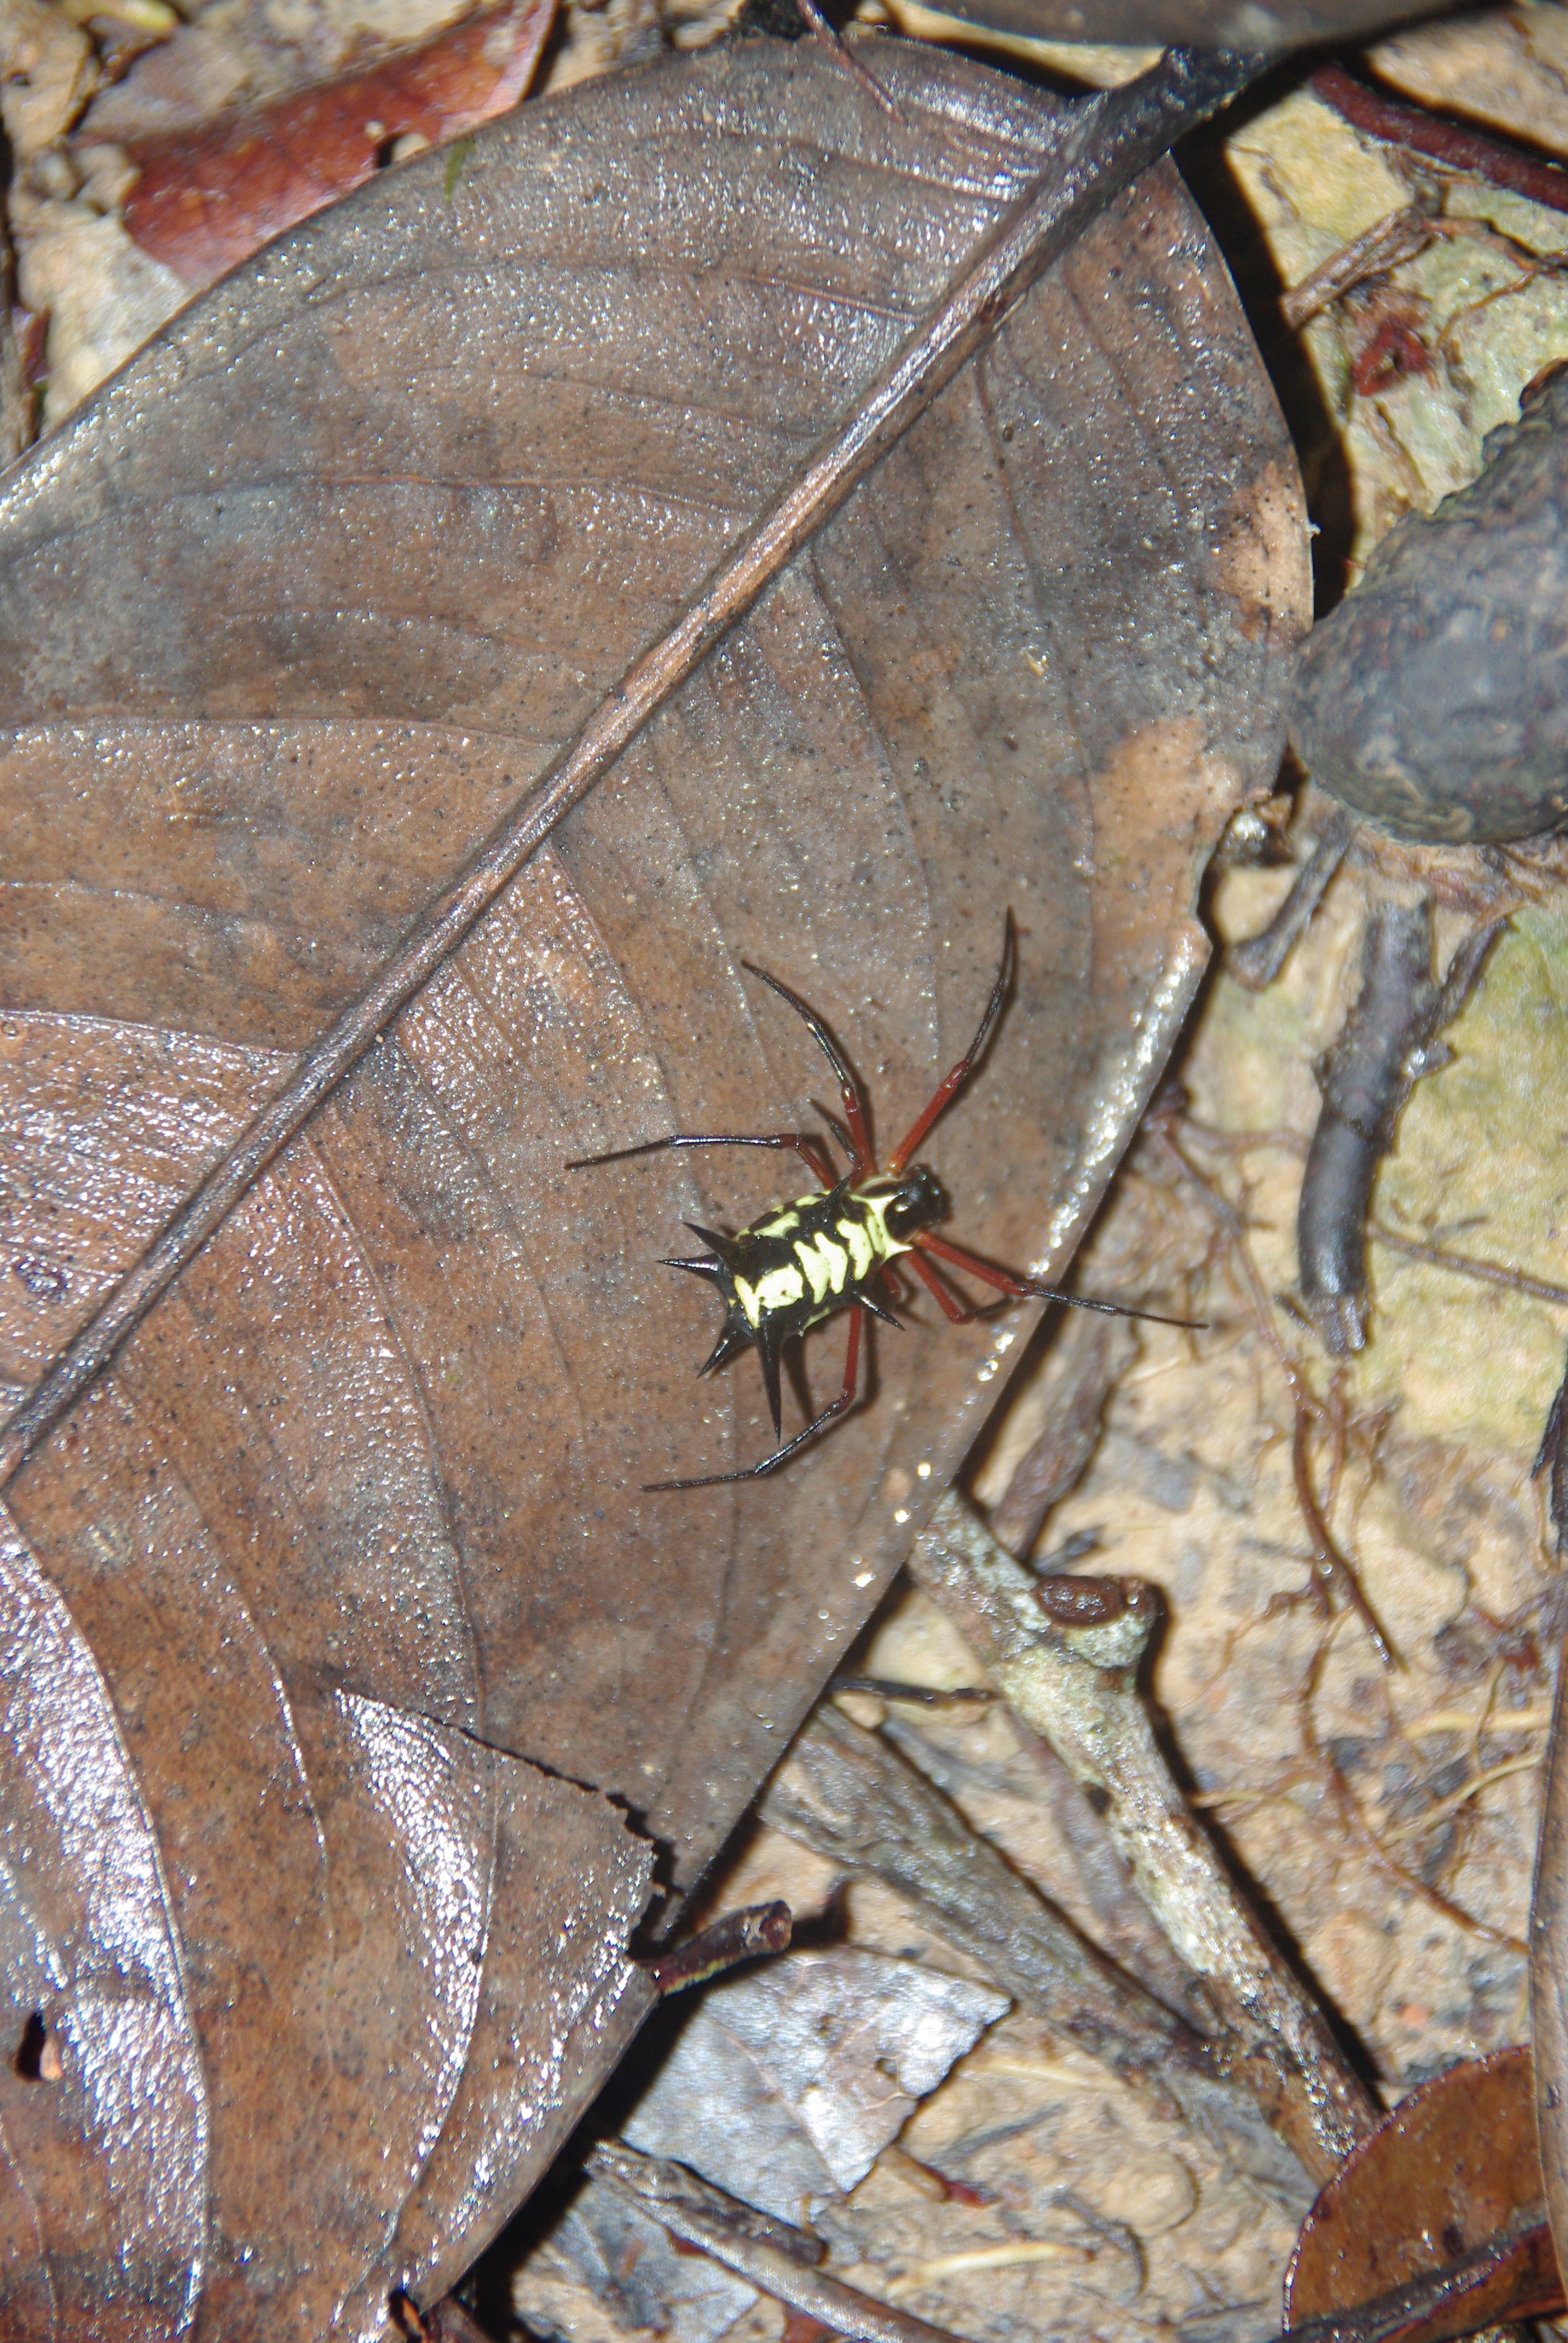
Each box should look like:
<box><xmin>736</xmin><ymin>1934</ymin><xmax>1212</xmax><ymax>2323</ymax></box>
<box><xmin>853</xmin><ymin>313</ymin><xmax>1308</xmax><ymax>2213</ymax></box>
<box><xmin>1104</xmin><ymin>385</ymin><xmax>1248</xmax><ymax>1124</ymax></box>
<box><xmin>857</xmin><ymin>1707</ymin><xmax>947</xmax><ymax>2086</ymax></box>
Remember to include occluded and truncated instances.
<box><xmin>0</xmin><ymin>33</ymin><xmax>1305</xmax><ymax>2337</ymax></box>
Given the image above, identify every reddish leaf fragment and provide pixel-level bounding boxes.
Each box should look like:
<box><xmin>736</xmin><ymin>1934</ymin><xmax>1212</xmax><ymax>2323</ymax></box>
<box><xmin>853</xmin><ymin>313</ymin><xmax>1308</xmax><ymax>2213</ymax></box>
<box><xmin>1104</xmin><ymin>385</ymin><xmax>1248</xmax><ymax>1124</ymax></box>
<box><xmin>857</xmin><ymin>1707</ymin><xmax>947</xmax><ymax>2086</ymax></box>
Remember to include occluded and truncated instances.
<box><xmin>10</xmin><ymin>308</ymin><xmax>48</xmax><ymax>392</ymax></box>
<box><xmin>391</xmin><ymin>2292</ymin><xmax>497</xmax><ymax>2342</ymax></box>
<box><xmin>1282</xmin><ymin>2214</ymin><xmax>1560</xmax><ymax>2343</ymax></box>
<box><xmin>1285</xmin><ymin>2046</ymin><xmax>1564</xmax><ymax>2343</ymax></box>
<box><xmin>780</xmin><ymin>2315</ymin><xmax>836</xmax><ymax>2343</ymax></box>
<box><xmin>1348</xmin><ymin>307</ymin><xmax>1433</xmax><ymax>398</ymax></box>
<box><xmin>120</xmin><ymin>0</ymin><xmax>555</xmax><ymax>290</ymax></box>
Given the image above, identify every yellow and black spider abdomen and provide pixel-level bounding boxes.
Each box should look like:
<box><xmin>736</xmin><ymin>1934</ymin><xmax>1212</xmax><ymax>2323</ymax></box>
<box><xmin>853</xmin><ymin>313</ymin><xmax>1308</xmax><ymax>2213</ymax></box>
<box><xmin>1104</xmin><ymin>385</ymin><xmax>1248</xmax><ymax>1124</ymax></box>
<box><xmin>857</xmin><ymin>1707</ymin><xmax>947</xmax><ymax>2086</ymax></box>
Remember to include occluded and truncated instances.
<box><xmin>665</xmin><ymin>1169</ymin><xmax>947</xmax><ymax>1441</ymax></box>
<box><xmin>730</xmin><ymin>1187</ymin><xmax>874</xmax><ymax>1337</ymax></box>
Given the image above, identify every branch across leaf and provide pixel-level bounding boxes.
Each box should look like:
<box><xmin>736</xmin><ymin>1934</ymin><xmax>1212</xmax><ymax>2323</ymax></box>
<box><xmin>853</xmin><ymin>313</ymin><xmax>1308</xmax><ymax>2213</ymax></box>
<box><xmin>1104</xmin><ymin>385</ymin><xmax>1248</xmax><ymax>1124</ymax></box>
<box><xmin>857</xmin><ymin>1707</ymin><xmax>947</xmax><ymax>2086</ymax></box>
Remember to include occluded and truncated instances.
<box><xmin>0</xmin><ymin>31</ymin><xmax>1306</xmax><ymax>2334</ymax></box>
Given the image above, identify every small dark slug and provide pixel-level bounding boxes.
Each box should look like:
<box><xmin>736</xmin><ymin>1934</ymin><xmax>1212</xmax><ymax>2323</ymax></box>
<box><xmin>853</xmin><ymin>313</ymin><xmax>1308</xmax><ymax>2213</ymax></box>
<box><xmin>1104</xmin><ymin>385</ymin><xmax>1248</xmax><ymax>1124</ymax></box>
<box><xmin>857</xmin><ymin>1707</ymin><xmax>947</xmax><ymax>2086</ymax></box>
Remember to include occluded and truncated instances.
<box><xmin>1290</xmin><ymin>362</ymin><xmax>1568</xmax><ymax>844</ymax></box>
<box><xmin>1033</xmin><ymin>1573</ymin><xmax>1129</xmax><ymax>1625</ymax></box>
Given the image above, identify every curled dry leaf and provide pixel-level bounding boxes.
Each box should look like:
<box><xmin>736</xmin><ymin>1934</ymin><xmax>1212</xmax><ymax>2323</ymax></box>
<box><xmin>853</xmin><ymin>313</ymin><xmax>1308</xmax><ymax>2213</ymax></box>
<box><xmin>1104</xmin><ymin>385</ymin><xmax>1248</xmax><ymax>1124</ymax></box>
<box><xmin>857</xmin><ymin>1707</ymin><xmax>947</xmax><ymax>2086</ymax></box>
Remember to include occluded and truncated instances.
<box><xmin>115</xmin><ymin>0</ymin><xmax>556</xmax><ymax>291</ymax></box>
<box><xmin>0</xmin><ymin>33</ymin><xmax>1305</xmax><ymax>2335</ymax></box>
<box><xmin>1285</xmin><ymin>2046</ymin><xmax>1563</xmax><ymax>2343</ymax></box>
<box><xmin>913</xmin><ymin>0</ymin><xmax>1456</xmax><ymax>66</ymax></box>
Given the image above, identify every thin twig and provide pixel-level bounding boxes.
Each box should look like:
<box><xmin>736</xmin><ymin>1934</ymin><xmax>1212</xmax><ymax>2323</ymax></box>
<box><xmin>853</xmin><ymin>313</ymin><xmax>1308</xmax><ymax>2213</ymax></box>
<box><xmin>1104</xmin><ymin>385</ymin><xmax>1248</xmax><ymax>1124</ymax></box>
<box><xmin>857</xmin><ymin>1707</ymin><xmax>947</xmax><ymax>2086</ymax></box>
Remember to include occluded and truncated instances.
<box><xmin>0</xmin><ymin>45</ymin><xmax>1264</xmax><ymax>1490</ymax></box>
<box><xmin>1280</xmin><ymin>204</ymin><xmax>1437</xmax><ymax>329</ymax></box>
<box><xmin>1178</xmin><ymin>1114</ymin><xmax>1308</xmax><ymax>1159</ymax></box>
<box><xmin>1227</xmin><ymin>804</ymin><xmax>1354</xmax><ymax>989</ymax></box>
<box><xmin>1370</xmin><ymin>1224</ymin><xmax>1568</xmax><ymax>1309</ymax></box>
<box><xmin>1380</xmin><ymin>1751</ymin><xmax>1540</xmax><ymax>1844</ymax></box>
<box><xmin>1310</xmin><ymin>62</ymin><xmax>1568</xmax><ymax>216</ymax></box>
<box><xmin>644</xmin><ymin>1899</ymin><xmax>791</xmax><ymax>1994</ymax></box>
<box><xmin>764</xmin><ymin>1699</ymin><xmax>1315</xmax><ymax>2189</ymax></box>
<box><xmin>1296</xmin><ymin>904</ymin><xmax>1504</xmax><ymax>1357</ymax></box>
<box><xmin>884</xmin><ymin>2240</ymin><xmax>1093</xmax><ymax>2290</ymax></box>
<box><xmin>590</xmin><ymin>2141</ymin><xmax>969</xmax><ymax>2343</ymax></box>
<box><xmin>1148</xmin><ymin>1124</ymin><xmax>1312</xmax><ymax>1407</ymax></box>
<box><xmin>1292</xmin><ymin>1405</ymin><xmax>1399</xmax><ymax>1670</ymax></box>
<box><xmin>830</xmin><ymin>1674</ymin><xmax>994</xmax><ymax>1706</ymax></box>
<box><xmin>792</xmin><ymin>0</ymin><xmax>904</xmax><ymax>119</ymax></box>
<box><xmin>759</xmin><ymin>1698</ymin><xmax>1208</xmax><ymax>2089</ymax></box>
<box><xmin>1146</xmin><ymin>1118</ymin><xmax>1396</xmax><ymax>1667</ymax></box>
<box><xmin>1301</xmin><ymin>1630</ymin><xmax>1529</xmax><ymax>1953</ymax></box>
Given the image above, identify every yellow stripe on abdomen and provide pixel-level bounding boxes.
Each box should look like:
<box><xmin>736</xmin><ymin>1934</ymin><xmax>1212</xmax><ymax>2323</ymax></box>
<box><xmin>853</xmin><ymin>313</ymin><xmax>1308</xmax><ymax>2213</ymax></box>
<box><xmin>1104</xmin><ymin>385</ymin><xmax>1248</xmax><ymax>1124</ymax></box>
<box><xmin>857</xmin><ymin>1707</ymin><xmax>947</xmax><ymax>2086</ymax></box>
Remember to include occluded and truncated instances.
<box><xmin>838</xmin><ymin>1217</ymin><xmax>876</xmax><ymax>1280</ymax></box>
<box><xmin>734</xmin><ymin>1263</ymin><xmax>806</xmax><ymax>1325</ymax></box>
<box><xmin>794</xmin><ymin>1229</ymin><xmax>850</xmax><ymax>1305</ymax></box>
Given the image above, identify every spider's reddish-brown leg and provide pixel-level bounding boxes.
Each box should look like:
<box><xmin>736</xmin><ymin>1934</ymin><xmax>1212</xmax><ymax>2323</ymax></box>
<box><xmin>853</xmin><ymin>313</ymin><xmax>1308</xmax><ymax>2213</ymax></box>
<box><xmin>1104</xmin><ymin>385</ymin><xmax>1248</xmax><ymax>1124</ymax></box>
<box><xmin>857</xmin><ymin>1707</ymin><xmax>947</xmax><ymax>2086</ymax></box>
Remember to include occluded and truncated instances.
<box><xmin>645</xmin><ymin>1303</ymin><xmax>866</xmax><ymax>1491</ymax></box>
<box><xmin>880</xmin><ymin>1260</ymin><xmax>913</xmax><ymax>1311</ymax></box>
<box><xmin>743</xmin><ymin>962</ymin><xmax>873</xmax><ymax>1178</ymax></box>
<box><xmin>886</xmin><ymin>914</ymin><xmax>1016</xmax><ymax>1176</ymax></box>
<box><xmin>907</xmin><ymin>1246</ymin><xmax>972</xmax><ymax>1323</ymax></box>
<box><xmin>913</xmin><ymin>1231</ymin><xmax>1199</xmax><ymax>1328</ymax></box>
<box><xmin>567</xmin><ymin>1128</ymin><xmax>839</xmax><ymax>1190</ymax></box>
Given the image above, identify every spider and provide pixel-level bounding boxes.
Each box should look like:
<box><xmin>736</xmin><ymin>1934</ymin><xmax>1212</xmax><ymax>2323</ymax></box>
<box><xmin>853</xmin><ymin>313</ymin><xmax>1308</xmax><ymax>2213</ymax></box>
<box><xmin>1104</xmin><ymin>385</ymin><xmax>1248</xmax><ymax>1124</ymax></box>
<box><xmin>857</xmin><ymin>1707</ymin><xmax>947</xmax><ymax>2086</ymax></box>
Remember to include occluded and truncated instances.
<box><xmin>569</xmin><ymin>917</ymin><xmax>1191</xmax><ymax>1490</ymax></box>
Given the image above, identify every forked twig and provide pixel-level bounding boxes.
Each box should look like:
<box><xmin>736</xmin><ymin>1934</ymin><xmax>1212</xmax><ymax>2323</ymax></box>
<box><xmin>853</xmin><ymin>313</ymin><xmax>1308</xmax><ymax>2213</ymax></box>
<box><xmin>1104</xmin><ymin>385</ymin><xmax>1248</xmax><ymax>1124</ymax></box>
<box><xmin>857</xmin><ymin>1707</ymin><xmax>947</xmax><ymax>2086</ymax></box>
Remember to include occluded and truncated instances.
<box><xmin>1301</xmin><ymin>1631</ymin><xmax>1530</xmax><ymax>1954</ymax></box>
<box><xmin>1227</xmin><ymin>804</ymin><xmax>1354</xmax><ymax>989</ymax></box>
<box><xmin>759</xmin><ymin>1697</ymin><xmax>1206</xmax><ymax>2088</ymax></box>
<box><xmin>1370</xmin><ymin>1224</ymin><xmax>1568</xmax><ymax>1311</ymax></box>
<box><xmin>1279</xmin><ymin>205</ymin><xmax>1438</xmax><ymax>330</ymax></box>
<box><xmin>1157</xmin><ymin>1116</ymin><xmax>1399</xmax><ymax>1665</ymax></box>
<box><xmin>907</xmin><ymin>1492</ymin><xmax>1379</xmax><ymax>2180</ymax></box>
<box><xmin>591</xmin><ymin>2140</ymin><xmax>970</xmax><ymax>2343</ymax></box>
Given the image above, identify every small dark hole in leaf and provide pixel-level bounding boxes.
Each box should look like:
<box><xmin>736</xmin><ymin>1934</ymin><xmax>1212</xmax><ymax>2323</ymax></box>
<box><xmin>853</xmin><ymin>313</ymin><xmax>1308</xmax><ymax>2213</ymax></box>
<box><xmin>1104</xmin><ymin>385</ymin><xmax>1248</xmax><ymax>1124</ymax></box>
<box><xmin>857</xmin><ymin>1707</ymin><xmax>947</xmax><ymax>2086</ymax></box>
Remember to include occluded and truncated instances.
<box><xmin>375</xmin><ymin>137</ymin><xmax>402</xmax><ymax>169</ymax></box>
<box><xmin>13</xmin><ymin>2011</ymin><xmax>45</xmax><ymax>2079</ymax></box>
<box><xmin>1442</xmin><ymin>2221</ymin><xmax>1466</xmax><ymax>2259</ymax></box>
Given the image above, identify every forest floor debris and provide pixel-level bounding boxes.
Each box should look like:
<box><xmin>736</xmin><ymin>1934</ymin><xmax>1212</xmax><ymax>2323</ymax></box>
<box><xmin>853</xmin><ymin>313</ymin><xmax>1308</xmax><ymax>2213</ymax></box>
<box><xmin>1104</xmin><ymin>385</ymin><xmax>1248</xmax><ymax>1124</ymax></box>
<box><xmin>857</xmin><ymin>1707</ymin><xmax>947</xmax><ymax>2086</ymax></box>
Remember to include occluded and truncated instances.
<box><xmin>6</xmin><ymin>3</ymin><xmax>1568</xmax><ymax>2339</ymax></box>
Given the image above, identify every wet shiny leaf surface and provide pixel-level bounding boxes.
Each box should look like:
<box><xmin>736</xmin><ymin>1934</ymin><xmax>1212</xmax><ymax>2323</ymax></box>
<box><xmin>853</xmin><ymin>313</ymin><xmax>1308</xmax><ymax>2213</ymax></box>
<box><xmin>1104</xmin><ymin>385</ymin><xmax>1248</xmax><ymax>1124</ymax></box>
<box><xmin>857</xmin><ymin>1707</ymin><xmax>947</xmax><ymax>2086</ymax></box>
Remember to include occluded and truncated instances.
<box><xmin>1287</xmin><ymin>2046</ymin><xmax>1561</xmax><ymax>2343</ymax></box>
<box><xmin>0</xmin><ymin>33</ymin><xmax>1305</xmax><ymax>2334</ymax></box>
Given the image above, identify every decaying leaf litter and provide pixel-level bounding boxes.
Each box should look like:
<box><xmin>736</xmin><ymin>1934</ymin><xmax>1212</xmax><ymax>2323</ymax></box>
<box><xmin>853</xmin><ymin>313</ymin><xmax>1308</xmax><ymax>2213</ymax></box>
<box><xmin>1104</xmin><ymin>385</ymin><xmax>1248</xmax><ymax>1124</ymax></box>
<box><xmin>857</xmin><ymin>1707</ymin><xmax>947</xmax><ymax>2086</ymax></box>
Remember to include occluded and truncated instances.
<box><xmin>4</xmin><ymin>0</ymin><xmax>1568</xmax><ymax>2339</ymax></box>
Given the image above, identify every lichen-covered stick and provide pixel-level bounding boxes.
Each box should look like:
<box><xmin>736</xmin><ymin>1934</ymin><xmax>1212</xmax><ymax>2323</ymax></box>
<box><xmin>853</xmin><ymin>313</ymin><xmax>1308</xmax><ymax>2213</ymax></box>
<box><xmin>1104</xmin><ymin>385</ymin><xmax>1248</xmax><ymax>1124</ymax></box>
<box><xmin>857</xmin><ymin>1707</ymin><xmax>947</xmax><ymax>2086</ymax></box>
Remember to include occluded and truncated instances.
<box><xmin>908</xmin><ymin>1490</ymin><xmax>1380</xmax><ymax>2181</ymax></box>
